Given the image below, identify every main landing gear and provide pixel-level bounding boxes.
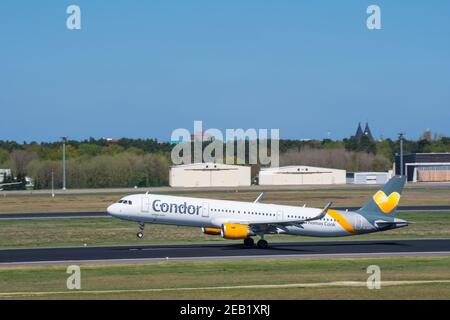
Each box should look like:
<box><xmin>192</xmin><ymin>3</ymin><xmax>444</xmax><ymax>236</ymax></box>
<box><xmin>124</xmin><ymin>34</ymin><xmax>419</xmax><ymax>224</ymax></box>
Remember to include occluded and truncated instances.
<box><xmin>244</xmin><ymin>237</ymin><xmax>254</xmax><ymax>247</ymax></box>
<box><xmin>257</xmin><ymin>239</ymin><xmax>268</xmax><ymax>249</ymax></box>
<box><xmin>136</xmin><ymin>223</ymin><xmax>145</xmax><ymax>239</ymax></box>
<box><xmin>243</xmin><ymin>236</ymin><xmax>269</xmax><ymax>249</ymax></box>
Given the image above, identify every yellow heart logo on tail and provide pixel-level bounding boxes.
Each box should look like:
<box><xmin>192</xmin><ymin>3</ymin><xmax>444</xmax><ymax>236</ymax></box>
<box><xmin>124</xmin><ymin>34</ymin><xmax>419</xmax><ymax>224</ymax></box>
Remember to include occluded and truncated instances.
<box><xmin>373</xmin><ymin>191</ymin><xmax>401</xmax><ymax>214</ymax></box>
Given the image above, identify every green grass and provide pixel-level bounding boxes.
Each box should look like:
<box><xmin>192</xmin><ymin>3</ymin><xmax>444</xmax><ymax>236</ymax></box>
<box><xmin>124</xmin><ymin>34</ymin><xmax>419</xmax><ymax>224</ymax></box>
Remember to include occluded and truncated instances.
<box><xmin>1</xmin><ymin>256</ymin><xmax>449</xmax><ymax>299</ymax></box>
<box><xmin>1</xmin><ymin>187</ymin><xmax>449</xmax><ymax>213</ymax></box>
<box><xmin>0</xmin><ymin>211</ymin><xmax>449</xmax><ymax>249</ymax></box>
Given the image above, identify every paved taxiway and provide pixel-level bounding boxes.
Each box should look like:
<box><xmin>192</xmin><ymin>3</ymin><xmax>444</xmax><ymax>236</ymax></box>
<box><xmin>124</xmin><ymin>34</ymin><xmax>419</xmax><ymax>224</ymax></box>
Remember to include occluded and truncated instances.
<box><xmin>3</xmin><ymin>181</ymin><xmax>450</xmax><ymax>196</ymax></box>
<box><xmin>1</xmin><ymin>205</ymin><xmax>449</xmax><ymax>220</ymax></box>
<box><xmin>1</xmin><ymin>239</ymin><xmax>449</xmax><ymax>265</ymax></box>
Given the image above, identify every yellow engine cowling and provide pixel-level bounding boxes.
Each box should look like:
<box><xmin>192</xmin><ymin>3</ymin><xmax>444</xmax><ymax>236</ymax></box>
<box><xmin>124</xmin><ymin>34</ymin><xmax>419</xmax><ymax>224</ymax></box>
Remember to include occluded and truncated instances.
<box><xmin>202</xmin><ymin>227</ymin><xmax>222</xmax><ymax>235</ymax></box>
<box><xmin>221</xmin><ymin>223</ymin><xmax>251</xmax><ymax>240</ymax></box>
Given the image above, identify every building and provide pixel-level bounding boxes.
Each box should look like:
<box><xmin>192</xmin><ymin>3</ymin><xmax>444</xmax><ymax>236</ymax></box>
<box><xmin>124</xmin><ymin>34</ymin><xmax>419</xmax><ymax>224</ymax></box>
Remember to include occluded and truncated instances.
<box><xmin>169</xmin><ymin>163</ymin><xmax>251</xmax><ymax>187</ymax></box>
<box><xmin>395</xmin><ymin>153</ymin><xmax>450</xmax><ymax>182</ymax></box>
<box><xmin>350</xmin><ymin>172</ymin><xmax>393</xmax><ymax>184</ymax></box>
<box><xmin>258</xmin><ymin>166</ymin><xmax>346</xmax><ymax>185</ymax></box>
<box><xmin>0</xmin><ymin>169</ymin><xmax>12</xmax><ymax>183</ymax></box>
<box><xmin>353</xmin><ymin>122</ymin><xmax>374</xmax><ymax>142</ymax></box>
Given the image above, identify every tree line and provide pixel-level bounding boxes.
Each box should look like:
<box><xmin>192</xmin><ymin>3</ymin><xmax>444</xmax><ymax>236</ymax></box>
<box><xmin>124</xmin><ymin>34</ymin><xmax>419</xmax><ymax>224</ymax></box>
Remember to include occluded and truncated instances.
<box><xmin>0</xmin><ymin>133</ymin><xmax>449</xmax><ymax>189</ymax></box>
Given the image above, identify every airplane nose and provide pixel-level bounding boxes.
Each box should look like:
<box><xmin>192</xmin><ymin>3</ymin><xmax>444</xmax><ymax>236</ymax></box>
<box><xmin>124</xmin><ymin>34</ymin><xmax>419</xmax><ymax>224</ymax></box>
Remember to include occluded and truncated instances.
<box><xmin>107</xmin><ymin>204</ymin><xmax>119</xmax><ymax>217</ymax></box>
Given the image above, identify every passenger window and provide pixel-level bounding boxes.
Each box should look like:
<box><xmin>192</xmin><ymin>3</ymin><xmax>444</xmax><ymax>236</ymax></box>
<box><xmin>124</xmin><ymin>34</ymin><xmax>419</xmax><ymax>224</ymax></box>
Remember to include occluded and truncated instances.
<box><xmin>129</xmin><ymin>201</ymin><xmax>132</xmax><ymax>205</ymax></box>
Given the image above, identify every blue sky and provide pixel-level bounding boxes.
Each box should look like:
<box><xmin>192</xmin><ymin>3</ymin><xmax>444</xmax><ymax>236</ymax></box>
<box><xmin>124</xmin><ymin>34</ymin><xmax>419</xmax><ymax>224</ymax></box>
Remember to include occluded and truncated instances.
<box><xmin>1</xmin><ymin>1</ymin><xmax>449</xmax><ymax>142</ymax></box>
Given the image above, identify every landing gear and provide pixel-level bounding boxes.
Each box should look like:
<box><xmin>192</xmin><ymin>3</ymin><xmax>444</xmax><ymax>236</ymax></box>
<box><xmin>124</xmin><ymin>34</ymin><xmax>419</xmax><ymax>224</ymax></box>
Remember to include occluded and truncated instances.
<box><xmin>257</xmin><ymin>239</ymin><xmax>269</xmax><ymax>249</ymax></box>
<box><xmin>136</xmin><ymin>223</ymin><xmax>145</xmax><ymax>239</ymax></box>
<box><xmin>243</xmin><ymin>237</ymin><xmax>255</xmax><ymax>247</ymax></box>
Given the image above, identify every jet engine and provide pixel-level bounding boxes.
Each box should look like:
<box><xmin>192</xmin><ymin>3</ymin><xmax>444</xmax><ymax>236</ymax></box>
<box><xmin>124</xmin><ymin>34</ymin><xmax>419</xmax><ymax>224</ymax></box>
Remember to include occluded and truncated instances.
<box><xmin>202</xmin><ymin>227</ymin><xmax>222</xmax><ymax>235</ymax></box>
<box><xmin>220</xmin><ymin>223</ymin><xmax>253</xmax><ymax>239</ymax></box>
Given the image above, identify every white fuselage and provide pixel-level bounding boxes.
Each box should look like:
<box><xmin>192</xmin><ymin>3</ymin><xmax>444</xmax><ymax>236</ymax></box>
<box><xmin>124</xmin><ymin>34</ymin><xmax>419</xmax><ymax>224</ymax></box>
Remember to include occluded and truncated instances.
<box><xmin>107</xmin><ymin>193</ymin><xmax>378</xmax><ymax>237</ymax></box>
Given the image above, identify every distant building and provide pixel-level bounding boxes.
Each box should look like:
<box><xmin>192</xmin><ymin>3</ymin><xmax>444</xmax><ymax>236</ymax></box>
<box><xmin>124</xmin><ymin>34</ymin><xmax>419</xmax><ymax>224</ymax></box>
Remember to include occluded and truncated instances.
<box><xmin>349</xmin><ymin>172</ymin><xmax>393</xmax><ymax>184</ymax></box>
<box><xmin>259</xmin><ymin>166</ymin><xmax>346</xmax><ymax>185</ymax></box>
<box><xmin>103</xmin><ymin>137</ymin><xmax>120</xmax><ymax>142</ymax></box>
<box><xmin>353</xmin><ymin>122</ymin><xmax>374</xmax><ymax>142</ymax></box>
<box><xmin>25</xmin><ymin>176</ymin><xmax>34</xmax><ymax>189</ymax></box>
<box><xmin>363</xmin><ymin>123</ymin><xmax>374</xmax><ymax>141</ymax></box>
<box><xmin>395</xmin><ymin>153</ymin><xmax>450</xmax><ymax>182</ymax></box>
<box><xmin>0</xmin><ymin>169</ymin><xmax>12</xmax><ymax>183</ymax></box>
<box><xmin>354</xmin><ymin>123</ymin><xmax>364</xmax><ymax>140</ymax></box>
<box><xmin>170</xmin><ymin>163</ymin><xmax>251</xmax><ymax>187</ymax></box>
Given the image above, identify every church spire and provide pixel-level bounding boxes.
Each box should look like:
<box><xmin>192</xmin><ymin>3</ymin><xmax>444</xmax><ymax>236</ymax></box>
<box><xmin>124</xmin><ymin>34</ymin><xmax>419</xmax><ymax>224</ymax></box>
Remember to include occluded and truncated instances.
<box><xmin>363</xmin><ymin>122</ymin><xmax>374</xmax><ymax>141</ymax></box>
<box><xmin>354</xmin><ymin>122</ymin><xmax>363</xmax><ymax>139</ymax></box>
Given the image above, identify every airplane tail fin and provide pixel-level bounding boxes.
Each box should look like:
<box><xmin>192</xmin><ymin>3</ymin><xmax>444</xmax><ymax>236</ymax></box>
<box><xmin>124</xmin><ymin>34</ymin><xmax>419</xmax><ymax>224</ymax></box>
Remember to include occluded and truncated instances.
<box><xmin>357</xmin><ymin>175</ymin><xmax>406</xmax><ymax>217</ymax></box>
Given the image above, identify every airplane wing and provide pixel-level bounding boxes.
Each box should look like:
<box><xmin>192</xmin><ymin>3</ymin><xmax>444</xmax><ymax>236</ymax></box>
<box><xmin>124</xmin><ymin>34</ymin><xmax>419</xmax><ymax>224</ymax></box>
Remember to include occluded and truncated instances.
<box><xmin>247</xmin><ymin>202</ymin><xmax>333</xmax><ymax>230</ymax></box>
<box><xmin>211</xmin><ymin>202</ymin><xmax>334</xmax><ymax>235</ymax></box>
<box><xmin>254</xmin><ymin>192</ymin><xmax>265</xmax><ymax>203</ymax></box>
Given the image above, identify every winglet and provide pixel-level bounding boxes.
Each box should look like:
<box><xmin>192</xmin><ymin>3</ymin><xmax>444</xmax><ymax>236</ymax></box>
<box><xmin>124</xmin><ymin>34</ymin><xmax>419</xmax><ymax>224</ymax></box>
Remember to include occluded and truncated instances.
<box><xmin>303</xmin><ymin>202</ymin><xmax>333</xmax><ymax>222</ymax></box>
<box><xmin>254</xmin><ymin>192</ymin><xmax>265</xmax><ymax>203</ymax></box>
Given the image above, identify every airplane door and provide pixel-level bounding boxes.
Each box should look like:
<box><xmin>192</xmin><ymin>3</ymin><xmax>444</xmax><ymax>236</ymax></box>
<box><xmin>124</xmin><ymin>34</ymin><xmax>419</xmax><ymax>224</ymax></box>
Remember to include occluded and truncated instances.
<box><xmin>202</xmin><ymin>202</ymin><xmax>209</xmax><ymax>217</ymax></box>
<box><xmin>276</xmin><ymin>210</ymin><xmax>283</xmax><ymax>221</ymax></box>
<box><xmin>141</xmin><ymin>195</ymin><xmax>150</xmax><ymax>213</ymax></box>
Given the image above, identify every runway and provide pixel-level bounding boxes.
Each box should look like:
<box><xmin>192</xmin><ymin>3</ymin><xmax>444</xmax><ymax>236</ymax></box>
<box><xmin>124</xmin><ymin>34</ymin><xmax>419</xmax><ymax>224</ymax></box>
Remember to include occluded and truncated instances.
<box><xmin>1</xmin><ymin>239</ymin><xmax>449</xmax><ymax>265</ymax></box>
<box><xmin>0</xmin><ymin>212</ymin><xmax>109</xmax><ymax>220</ymax></box>
<box><xmin>1</xmin><ymin>205</ymin><xmax>449</xmax><ymax>220</ymax></box>
<box><xmin>3</xmin><ymin>181</ymin><xmax>450</xmax><ymax>196</ymax></box>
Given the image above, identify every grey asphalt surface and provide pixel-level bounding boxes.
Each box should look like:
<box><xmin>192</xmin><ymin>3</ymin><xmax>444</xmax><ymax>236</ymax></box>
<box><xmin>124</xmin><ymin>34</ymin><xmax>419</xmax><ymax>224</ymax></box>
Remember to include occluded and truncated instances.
<box><xmin>2</xmin><ymin>181</ymin><xmax>450</xmax><ymax>195</ymax></box>
<box><xmin>1</xmin><ymin>205</ymin><xmax>449</xmax><ymax>220</ymax></box>
<box><xmin>1</xmin><ymin>239</ymin><xmax>450</xmax><ymax>264</ymax></box>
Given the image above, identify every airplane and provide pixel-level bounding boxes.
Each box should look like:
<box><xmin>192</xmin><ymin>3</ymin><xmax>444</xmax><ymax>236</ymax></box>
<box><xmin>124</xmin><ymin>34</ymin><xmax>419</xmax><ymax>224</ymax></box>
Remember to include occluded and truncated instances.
<box><xmin>107</xmin><ymin>175</ymin><xmax>408</xmax><ymax>249</ymax></box>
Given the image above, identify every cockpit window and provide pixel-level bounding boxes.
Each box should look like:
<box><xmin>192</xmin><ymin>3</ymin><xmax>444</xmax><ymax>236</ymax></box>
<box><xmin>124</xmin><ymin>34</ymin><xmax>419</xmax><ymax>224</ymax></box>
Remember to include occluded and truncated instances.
<box><xmin>117</xmin><ymin>199</ymin><xmax>132</xmax><ymax>205</ymax></box>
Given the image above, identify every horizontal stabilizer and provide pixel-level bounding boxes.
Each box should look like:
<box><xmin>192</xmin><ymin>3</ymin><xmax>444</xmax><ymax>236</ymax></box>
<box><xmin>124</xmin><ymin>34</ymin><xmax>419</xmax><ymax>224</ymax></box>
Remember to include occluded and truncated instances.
<box><xmin>375</xmin><ymin>219</ymin><xmax>409</xmax><ymax>229</ymax></box>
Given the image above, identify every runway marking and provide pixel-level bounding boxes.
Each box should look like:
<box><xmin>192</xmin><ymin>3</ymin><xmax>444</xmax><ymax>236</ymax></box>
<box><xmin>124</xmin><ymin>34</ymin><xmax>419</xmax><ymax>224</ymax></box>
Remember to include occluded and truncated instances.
<box><xmin>1</xmin><ymin>280</ymin><xmax>450</xmax><ymax>298</ymax></box>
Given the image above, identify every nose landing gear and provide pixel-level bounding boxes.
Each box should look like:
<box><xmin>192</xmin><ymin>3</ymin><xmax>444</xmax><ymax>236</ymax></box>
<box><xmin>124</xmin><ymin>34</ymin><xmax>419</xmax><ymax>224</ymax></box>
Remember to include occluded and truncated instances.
<box><xmin>136</xmin><ymin>223</ymin><xmax>145</xmax><ymax>239</ymax></box>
